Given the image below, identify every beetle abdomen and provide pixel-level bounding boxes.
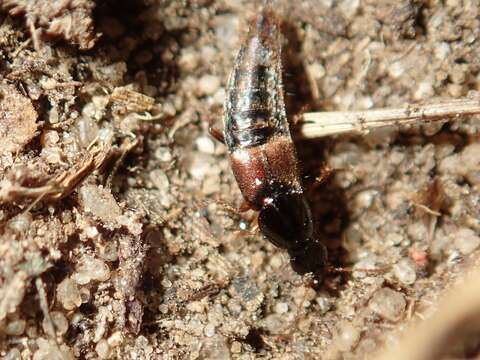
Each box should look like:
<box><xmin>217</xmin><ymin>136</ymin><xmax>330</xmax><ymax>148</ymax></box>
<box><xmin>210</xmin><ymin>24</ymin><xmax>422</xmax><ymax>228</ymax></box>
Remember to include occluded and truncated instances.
<box><xmin>223</xmin><ymin>8</ymin><xmax>289</xmax><ymax>150</ymax></box>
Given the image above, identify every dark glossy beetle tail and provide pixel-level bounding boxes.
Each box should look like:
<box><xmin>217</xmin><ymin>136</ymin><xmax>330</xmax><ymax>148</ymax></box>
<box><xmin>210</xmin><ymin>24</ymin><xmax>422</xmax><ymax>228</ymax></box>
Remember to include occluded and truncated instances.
<box><xmin>289</xmin><ymin>241</ymin><xmax>328</xmax><ymax>280</ymax></box>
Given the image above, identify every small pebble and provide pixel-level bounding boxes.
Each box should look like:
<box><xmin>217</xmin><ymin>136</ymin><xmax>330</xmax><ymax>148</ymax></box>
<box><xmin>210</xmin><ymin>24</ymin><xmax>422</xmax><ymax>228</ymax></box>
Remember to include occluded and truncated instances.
<box><xmin>453</xmin><ymin>227</ymin><xmax>480</xmax><ymax>255</ymax></box>
<box><xmin>293</xmin><ymin>286</ymin><xmax>316</xmax><ymax>307</ymax></box>
<box><xmin>461</xmin><ymin>143</ymin><xmax>480</xmax><ymax>186</ymax></box>
<box><xmin>8</xmin><ymin>213</ymin><xmax>32</xmax><ymax>233</ymax></box>
<box><xmin>307</xmin><ymin>62</ymin><xmax>326</xmax><ymax>80</ymax></box>
<box><xmin>388</xmin><ymin>61</ymin><xmax>405</xmax><ymax>78</ymax></box>
<box><xmin>213</xmin><ymin>87</ymin><xmax>226</xmax><ymax>105</ymax></box>
<box><xmin>178</xmin><ymin>49</ymin><xmax>200</xmax><ymax>72</ymax></box>
<box><xmin>448</xmin><ymin>83</ymin><xmax>464</xmax><ymax>97</ymax></box>
<box><xmin>187</xmin><ymin>301</ymin><xmax>205</xmax><ymax>313</ymax></box>
<box><xmin>136</xmin><ymin>336</ymin><xmax>153</xmax><ymax>357</ymax></box>
<box><xmin>215</xmin><ymin>15</ymin><xmax>239</xmax><ymax>51</ymax></box>
<box><xmin>72</xmin><ymin>256</ymin><xmax>110</xmax><ymax>285</ymax></box>
<box><xmin>204</xmin><ymin>323</ymin><xmax>216</xmax><ymax>337</ymax></box>
<box><xmin>231</xmin><ymin>341</ymin><xmax>242</xmax><ymax>354</ymax></box>
<box><xmin>79</xmin><ymin>185</ymin><xmax>122</xmax><ymax>226</ymax></box>
<box><xmin>447</xmin><ymin>250</ymin><xmax>463</xmax><ymax>265</ymax></box>
<box><xmin>188</xmin><ymin>153</ymin><xmax>214</xmax><ymax>180</ymax></box>
<box><xmin>407</xmin><ymin>222</ymin><xmax>428</xmax><ymax>242</ymax></box>
<box><xmin>77</xmin><ymin>116</ymin><xmax>100</xmax><ymax>146</ymax></box>
<box><xmin>262</xmin><ymin>314</ymin><xmax>291</xmax><ymax>334</ymax></box>
<box><xmin>161</xmin><ymin>278</ymin><xmax>172</xmax><ymax>288</ymax></box>
<box><xmin>79</xmin><ymin>287</ymin><xmax>91</xmax><ymax>303</ymax></box>
<box><xmin>414</xmin><ymin>81</ymin><xmax>434</xmax><ymax>100</ymax></box>
<box><xmin>161</xmin><ymin>101</ymin><xmax>176</xmax><ymax>117</ymax></box>
<box><xmin>393</xmin><ymin>259</ymin><xmax>417</xmax><ymax>285</ymax></box>
<box><xmin>57</xmin><ymin>277</ymin><xmax>81</xmax><ymax>310</ymax></box>
<box><xmin>107</xmin><ymin>331</ymin><xmax>124</xmax><ymax>347</ymax></box>
<box><xmin>33</xmin><ymin>338</ymin><xmax>73</xmax><ymax>360</ymax></box>
<box><xmin>339</xmin><ymin>0</ymin><xmax>360</xmax><ymax>19</ymax></box>
<box><xmin>335</xmin><ymin>321</ymin><xmax>361</xmax><ymax>352</ymax></box>
<box><xmin>369</xmin><ymin>288</ymin><xmax>406</xmax><ymax>321</ymax></box>
<box><xmin>356</xmin><ymin>338</ymin><xmax>377</xmax><ymax>354</ymax></box>
<box><xmin>250</xmin><ymin>251</ymin><xmax>265</xmax><ymax>268</ymax></box>
<box><xmin>202</xmin><ymin>173</ymin><xmax>221</xmax><ymax>195</ymax></box>
<box><xmin>4</xmin><ymin>348</ymin><xmax>21</xmax><ymax>360</ymax></box>
<box><xmin>438</xmin><ymin>153</ymin><xmax>460</xmax><ymax>175</ymax></box>
<box><xmin>197</xmin><ymin>75</ymin><xmax>221</xmax><ymax>96</ymax></box>
<box><xmin>200</xmin><ymin>46</ymin><xmax>217</xmax><ymax>66</ymax></box>
<box><xmin>195</xmin><ymin>136</ymin><xmax>216</xmax><ymax>155</ymax></box>
<box><xmin>150</xmin><ymin>169</ymin><xmax>170</xmax><ymax>190</ymax></box>
<box><xmin>274</xmin><ymin>302</ymin><xmax>289</xmax><ymax>314</ymax></box>
<box><xmin>50</xmin><ymin>312</ymin><xmax>69</xmax><ymax>336</ymax></box>
<box><xmin>386</xmin><ymin>232</ymin><xmax>404</xmax><ymax>246</ymax></box>
<box><xmin>155</xmin><ymin>147</ymin><xmax>173</xmax><ymax>162</ymax></box>
<box><xmin>316</xmin><ymin>295</ymin><xmax>332</xmax><ymax>314</ymax></box>
<box><xmin>85</xmin><ymin>226</ymin><xmax>99</xmax><ymax>239</ymax></box>
<box><xmin>199</xmin><ymin>335</ymin><xmax>231</xmax><ymax>360</ymax></box>
<box><xmin>411</xmin><ymin>248</ymin><xmax>429</xmax><ymax>267</ymax></box>
<box><xmin>5</xmin><ymin>319</ymin><xmax>26</xmax><ymax>336</ymax></box>
<box><xmin>434</xmin><ymin>42</ymin><xmax>450</xmax><ymax>60</ymax></box>
<box><xmin>354</xmin><ymin>189</ymin><xmax>376</xmax><ymax>210</ymax></box>
<box><xmin>95</xmin><ymin>339</ymin><xmax>111</xmax><ymax>359</ymax></box>
<box><xmin>269</xmin><ymin>254</ymin><xmax>284</xmax><ymax>269</ymax></box>
<box><xmin>99</xmin><ymin>242</ymin><xmax>119</xmax><ymax>262</ymax></box>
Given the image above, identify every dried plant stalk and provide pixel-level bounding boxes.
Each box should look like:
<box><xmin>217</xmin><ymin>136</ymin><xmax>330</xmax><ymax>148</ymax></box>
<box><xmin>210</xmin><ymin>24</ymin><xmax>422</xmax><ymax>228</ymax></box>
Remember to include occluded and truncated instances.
<box><xmin>300</xmin><ymin>98</ymin><xmax>480</xmax><ymax>138</ymax></box>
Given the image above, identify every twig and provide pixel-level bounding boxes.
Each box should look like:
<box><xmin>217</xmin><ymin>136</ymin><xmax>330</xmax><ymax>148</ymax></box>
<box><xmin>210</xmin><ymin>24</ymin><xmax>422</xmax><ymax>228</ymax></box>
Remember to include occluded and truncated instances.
<box><xmin>300</xmin><ymin>98</ymin><xmax>480</xmax><ymax>138</ymax></box>
<box><xmin>0</xmin><ymin>147</ymin><xmax>101</xmax><ymax>208</ymax></box>
<box><xmin>35</xmin><ymin>277</ymin><xmax>56</xmax><ymax>340</ymax></box>
<box><xmin>412</xmin><ymin>203</ymin><xmax>441</xmax><ymax>217</ymax></box>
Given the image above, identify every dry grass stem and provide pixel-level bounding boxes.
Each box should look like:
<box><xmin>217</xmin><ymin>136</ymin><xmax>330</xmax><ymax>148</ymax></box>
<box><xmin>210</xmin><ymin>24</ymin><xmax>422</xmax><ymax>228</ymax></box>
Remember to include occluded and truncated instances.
<box><xmin>301</xmin><ymin>98</ymin><xmax>480</xmax><ymax>138</ymax></box>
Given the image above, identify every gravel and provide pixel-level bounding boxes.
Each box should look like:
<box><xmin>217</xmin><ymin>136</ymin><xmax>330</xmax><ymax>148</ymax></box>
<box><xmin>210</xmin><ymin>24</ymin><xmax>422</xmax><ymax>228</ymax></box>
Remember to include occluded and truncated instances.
<box><xmin>393</xmin><ymin>258</ymin><xmax>417</xmax><ymax>286</ymax></box>
<box><xmin>56</xmin><ymin>277</ymin><xmax>82</xmax><ymax>311</ymax></box>
<box><xmin>71</xmin><ymin>256</ymin><xmax>111</xmax><ymax>285</ymax></box>
<box><xmin>369</xmin><ymin>288</ymin><xmax>407</xmax><ymax>322</ymax></box>
<box><xmin>453</xmin><ymin>227</ymin><xmax>480</xmax><ymax>255</ymax></box>
<box><xmin>334</xmin><ymin>321</ymin><xmax>362</xmax><ymax>352</ymax></box>
<box><xmin>0</xmin><ymin>1</ymin><xmax>479</xmax><ymax>359</ymax></box>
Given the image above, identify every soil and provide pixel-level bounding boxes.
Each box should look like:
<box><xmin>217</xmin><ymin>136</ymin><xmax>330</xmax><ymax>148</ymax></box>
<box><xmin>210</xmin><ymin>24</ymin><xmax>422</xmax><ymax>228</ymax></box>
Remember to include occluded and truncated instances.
<box><xmin>0</xmin><ymin>0</ymin><xmax>479</xmax><ymax>359</ymax></box>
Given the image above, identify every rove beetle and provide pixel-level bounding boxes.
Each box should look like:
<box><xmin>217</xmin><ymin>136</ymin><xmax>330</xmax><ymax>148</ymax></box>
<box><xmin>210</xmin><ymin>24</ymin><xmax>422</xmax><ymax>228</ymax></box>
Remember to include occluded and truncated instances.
<box><xmin>210</xmin><ymin>4</ymin><xmax>327</xmax><ymax>279</ymax></box>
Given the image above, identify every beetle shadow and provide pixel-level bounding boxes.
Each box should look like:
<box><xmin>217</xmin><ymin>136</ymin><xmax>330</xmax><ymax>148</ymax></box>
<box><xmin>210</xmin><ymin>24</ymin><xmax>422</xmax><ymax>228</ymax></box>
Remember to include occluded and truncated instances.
<box><xmin>281</xmin><ymin>21</ymin><xmax>317</xmax><ymax>117</ymax></box>
<box><xmin>281</xmin><ymin>20</ymin><xmax>351</xmax><ymax>290</ymax></box>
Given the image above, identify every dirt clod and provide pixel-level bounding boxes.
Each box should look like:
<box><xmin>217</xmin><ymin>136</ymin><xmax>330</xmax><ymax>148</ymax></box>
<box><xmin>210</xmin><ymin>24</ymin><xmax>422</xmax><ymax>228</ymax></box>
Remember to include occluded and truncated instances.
<box><xmin>0</xmin><ymin>84</ymin><xmax>37</xmax><ymax>157</ymax></box>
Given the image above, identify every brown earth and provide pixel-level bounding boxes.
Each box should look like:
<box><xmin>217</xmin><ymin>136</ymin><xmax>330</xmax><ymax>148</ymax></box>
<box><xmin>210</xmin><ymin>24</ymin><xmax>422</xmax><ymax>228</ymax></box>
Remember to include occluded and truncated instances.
<box><xmin>0</xmin><ymin>0</ymin><xmax>479</xmax><ymax>359</ymax></box>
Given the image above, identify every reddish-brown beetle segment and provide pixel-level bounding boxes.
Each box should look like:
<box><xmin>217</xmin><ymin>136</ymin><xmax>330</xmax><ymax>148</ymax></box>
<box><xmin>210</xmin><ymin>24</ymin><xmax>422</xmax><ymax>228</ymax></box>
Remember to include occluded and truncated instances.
<box><xmin>221</xmin><ymin>6</ymin><xmax>327</xmax><ymax>277</ymax></box>
<box><xmin>229</xmin><ymin>136</ymin><xmax>300</xmax><ymax>210</ymax></box>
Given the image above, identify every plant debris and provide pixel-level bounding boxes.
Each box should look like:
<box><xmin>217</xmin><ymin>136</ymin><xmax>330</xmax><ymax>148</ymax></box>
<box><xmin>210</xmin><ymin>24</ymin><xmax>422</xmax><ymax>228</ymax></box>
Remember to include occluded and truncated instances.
<box><xmin>1</xmin><ymin>0</ymin><xmax>98</xmax><ymax>50</ymax></box>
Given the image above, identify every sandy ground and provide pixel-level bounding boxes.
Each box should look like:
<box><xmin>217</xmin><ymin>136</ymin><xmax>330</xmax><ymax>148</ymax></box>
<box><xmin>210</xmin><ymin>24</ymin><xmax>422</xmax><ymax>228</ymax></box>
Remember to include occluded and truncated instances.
<box><xmin>0</xmin><ymin>0</ymin><xmax>480</xmax><ymax>359</ymax></box>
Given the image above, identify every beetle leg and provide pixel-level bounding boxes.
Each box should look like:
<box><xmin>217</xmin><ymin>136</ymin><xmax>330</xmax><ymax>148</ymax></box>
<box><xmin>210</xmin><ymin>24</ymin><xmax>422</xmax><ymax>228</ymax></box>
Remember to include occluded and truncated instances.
<box><xmin>209</xmin><ymin>125</ymin><xmax>225</xmax><ymax>144</ymax></box>
<box><xmin>250</xmin><ymin>211</ymin><xmax>259</xmax><ymax>234</ymax></box>
<box><xmin>239</xmin><ymin>200</ymin><xmax>251</xmax><ymax>212</ymax></box>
